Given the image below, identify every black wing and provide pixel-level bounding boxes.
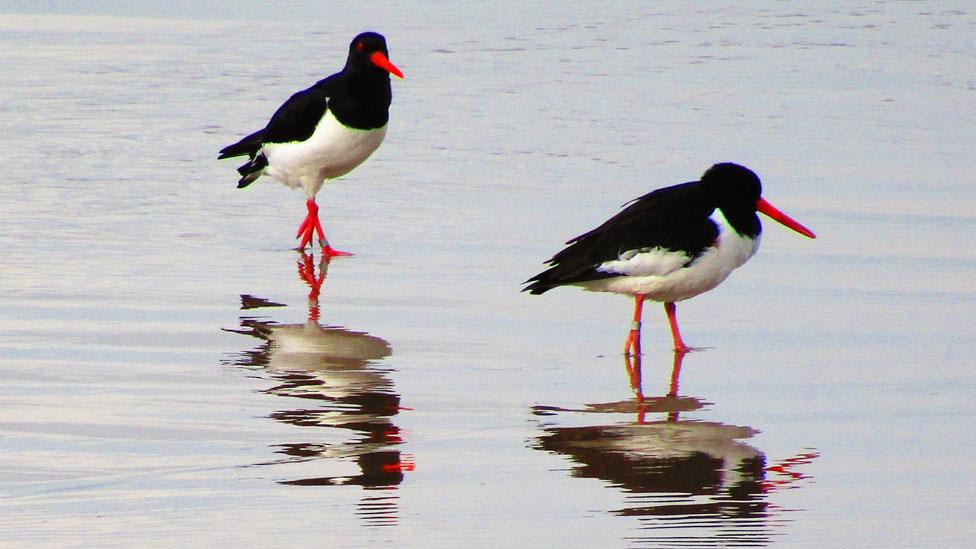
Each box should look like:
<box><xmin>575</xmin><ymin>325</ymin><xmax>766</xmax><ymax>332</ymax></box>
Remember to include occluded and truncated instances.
<box><xmin>262</xmin><ymin>74</ymin><xmax>340</xmax><ymax>144</ymax></box>
<box><xmin>218</xmin><ymin>74</ymin><xmax>341</xmax><ymax>159</ymax></box>
<box><xmin>524</xmin><ymin>181</ymin><xmax>719</xmax><ymax>294</ymax></box>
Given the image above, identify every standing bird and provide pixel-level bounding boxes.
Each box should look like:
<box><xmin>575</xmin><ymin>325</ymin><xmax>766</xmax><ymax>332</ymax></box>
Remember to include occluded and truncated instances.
<box><xmin>219</xmin><ymin>32</ymin><xmax>404</xmax><ymax>255</ymax></box>
<box><xmin>524</xmin><ymin>163</ymin><xmax>815</xmax><ymax>355</ymax></box>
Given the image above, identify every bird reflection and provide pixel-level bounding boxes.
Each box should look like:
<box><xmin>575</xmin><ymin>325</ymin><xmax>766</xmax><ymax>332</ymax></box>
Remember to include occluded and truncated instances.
<box><xmin>227</xmin><ymin>252</ymin><xmax>412</xmax><ymax>526</ymax></box>
<box><xmin>533</xmin><ymin>351</ymin><xmax>817</xmax><ymax>546</ymax></box>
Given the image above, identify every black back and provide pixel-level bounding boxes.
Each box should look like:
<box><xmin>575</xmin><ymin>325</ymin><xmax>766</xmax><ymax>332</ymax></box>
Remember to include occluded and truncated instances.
<box><xmin>524</xmin><ymin>163</ymin><xmax>764</xmax><ymax>294</ymax></box>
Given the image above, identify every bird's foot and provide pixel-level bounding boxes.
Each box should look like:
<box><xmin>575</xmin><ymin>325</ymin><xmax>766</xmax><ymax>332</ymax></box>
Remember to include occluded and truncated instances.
<box><xmin>672</xmin><ymin>342</ymin><xmax>710</xmax><ymax>354</ymax></box>
<box><xmin>320</xmin><ymin>242</ymin><xmax>353</xmax><ymax>258</ymax></box>
<box><xmin>295</xmin><ymin>200</ymin><xmax>353</xmax><ymax>256</ymax></box>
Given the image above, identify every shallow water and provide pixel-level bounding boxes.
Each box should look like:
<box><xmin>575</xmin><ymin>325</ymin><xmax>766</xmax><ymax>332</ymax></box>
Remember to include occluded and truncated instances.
<box><xmin>1</xmin><ymin>4</ymin><xmax>974</xmax><ymax>547</ymax></box>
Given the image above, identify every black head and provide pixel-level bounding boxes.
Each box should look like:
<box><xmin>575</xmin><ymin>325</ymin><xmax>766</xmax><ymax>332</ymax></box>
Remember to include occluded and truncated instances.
<box><xmin>701</xmin><ymin>162</ymin><xmax>817</xmax><ymax>239</ymax></box>
<box><xmin>700</xmin><ymin>163</ymin><xmax>762</xmax><ymax>207</ymax></box>
<box><xmin>345</xmin><ymin>32</ymin><xmax>403</xmax><ymax>79</ymax></box>
<box><xmin>698</xmin><ymin>163</ymin><xmax>764</xmax><ymax>237</ymax></box>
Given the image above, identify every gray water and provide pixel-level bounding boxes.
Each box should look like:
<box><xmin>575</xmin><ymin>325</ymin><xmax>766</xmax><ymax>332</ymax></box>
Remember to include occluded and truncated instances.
<box><xmin>1</xmin><ymin>3</ymin><xmax>974</xmax><ymax>547</ymax></box>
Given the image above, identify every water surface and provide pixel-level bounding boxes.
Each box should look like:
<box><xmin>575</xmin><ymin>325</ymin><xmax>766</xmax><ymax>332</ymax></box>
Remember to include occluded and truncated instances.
<box><xmin>1</xmin><ymin>4</ymin><xmax>974</xmax><ymax>547</ymax></box>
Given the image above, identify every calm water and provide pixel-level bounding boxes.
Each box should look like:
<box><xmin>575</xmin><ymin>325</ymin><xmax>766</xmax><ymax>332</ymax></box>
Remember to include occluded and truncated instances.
<box><xmin>1</xmin><ymin>3</ymin><xmax>974</xmax><ymax>547</ymax></box>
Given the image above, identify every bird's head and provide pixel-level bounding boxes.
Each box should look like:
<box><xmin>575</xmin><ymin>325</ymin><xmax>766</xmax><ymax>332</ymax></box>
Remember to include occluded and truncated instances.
<box><xmin>702</xmin><ymin>162</ymin><xmax>763</xmax><ymax>206</ymax></box>
<box><xmin>347</xmin><ymin>31</ymin><xmax>404</xmax><ymax>79</ymax></box>
<box><xmin>703</xmin><ymin>162</ymin><xmax>816</xmax><ymax>239</ymax></box>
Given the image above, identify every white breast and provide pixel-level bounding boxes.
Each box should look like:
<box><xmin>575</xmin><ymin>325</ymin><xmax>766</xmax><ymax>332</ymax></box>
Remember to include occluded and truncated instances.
<box><xmin>579</xmin><ymin>209</ymin><xmax>760</xmax><ymax>302</ymax></box>
<box><xmin>263</xmin><ymin>110</ymin><xmax>387</xmax><ymax>196</ymax></box>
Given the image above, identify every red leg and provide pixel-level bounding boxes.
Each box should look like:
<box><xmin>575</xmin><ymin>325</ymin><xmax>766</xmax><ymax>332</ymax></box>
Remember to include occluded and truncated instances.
<box><xmin>623</xmin><ymin>295</ymin><xmax>645</xmax><ymax>356</ymax></box>
<box><xmin>296</xmin><ymin>199</ymin><xmax>319</xmax><ymax>250</ymax></box>
<box><xmin>295</xmin><ymin>198</ymin><xmax>353</xmax><ymax>256</ymax></box>
<box><xmin>314</xmin><ymin>212</ymin><xmax>352</xmax><ymax>257</ymax></box>
<box><xmin>664</xmin><ymin>301</ymin><xmax>691</xmax><ymax>353</ymax></box>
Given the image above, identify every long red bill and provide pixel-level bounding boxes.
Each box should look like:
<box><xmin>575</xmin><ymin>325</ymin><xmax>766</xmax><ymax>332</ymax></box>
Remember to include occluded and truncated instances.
<box><xmin>370</xmin><ymin>51</ymin><xmax>404</xmax><ymax>79</ymax></box>
<box><xmin>756</xmin><ymin>198</ymin><xmax>816</xmax><ymax>239</ymax></box>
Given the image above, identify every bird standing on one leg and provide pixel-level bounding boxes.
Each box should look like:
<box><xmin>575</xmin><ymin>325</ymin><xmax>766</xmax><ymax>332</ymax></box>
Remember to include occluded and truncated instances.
<box><xmin>524</xmin><ymin>163</ymin><xmax>816</xmax><ymax>355</ymax></box>
<box><xmin>219</xmin><ymin>31</ymin><xmax>404</xmax><ymax>256</ymax></box>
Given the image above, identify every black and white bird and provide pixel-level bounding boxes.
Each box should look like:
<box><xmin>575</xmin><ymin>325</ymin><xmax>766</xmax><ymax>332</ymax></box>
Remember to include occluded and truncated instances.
<box><xmin>219</xmin><ymin>31</ymin><xmax>403</xmax><ymax>255</ymax></box>
<box><xmin>524</xmin><ymin>163</ymin><xmax>816</xmax><ymax>355</ymax></box>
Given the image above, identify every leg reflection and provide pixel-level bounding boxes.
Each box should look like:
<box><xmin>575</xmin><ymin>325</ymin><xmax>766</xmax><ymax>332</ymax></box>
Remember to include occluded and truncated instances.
<box><xmin>534</xmin><ymin>349</ymin><xmax>818</xmax><ymax>544</ymax></box>
<box><xmin>226</xmin><ymin>250</ymin><xmax>411</xmax><ymax>526</ymax></box>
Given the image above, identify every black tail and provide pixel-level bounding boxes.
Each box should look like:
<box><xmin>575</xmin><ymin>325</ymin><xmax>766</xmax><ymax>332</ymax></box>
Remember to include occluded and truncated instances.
<box><xmin>524</xmin><ymin>251</ymin><xmax>616</xmax><ymax>295</ymax></box>
<box><xmin>235</xmin><ymin>154</ymin><xmax>268</xmax><ymax>188</ymax></box>
<box><xmin>218</xmin><ymin>128</ymin><xmax>266</xmax><ymax>159</ymax></box>
<box><xmin>522</xmin><ymin>270</ymin><xmax>559</xmax><ymax>295</ymax></box>
<box><xmin>220</xmin><ymin>128</ymin><xmax>268</xmax><ymax>188</ymax></box>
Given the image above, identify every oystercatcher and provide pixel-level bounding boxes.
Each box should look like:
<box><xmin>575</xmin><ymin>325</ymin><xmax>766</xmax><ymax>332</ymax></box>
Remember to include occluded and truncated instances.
<box><xmin>524</xmin><ymin>163</ymin><xmax>815</xmax><ymax>355</ymax></box>
<box><xmin>219</xmin><ymin>32</ymin><xmax>403</xmax><ymax>255</ymax></box>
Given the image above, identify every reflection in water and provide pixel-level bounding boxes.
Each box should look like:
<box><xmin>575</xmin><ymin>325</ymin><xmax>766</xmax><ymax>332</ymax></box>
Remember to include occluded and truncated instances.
<box><xmin>533</xmin><ymin>352</ymin><xmax>817</xmax><ymax>547</ymax></box>
<box><xmin>226</xmin><ymin>253</ymin><xmax>412</xmax><ymax>527</ymax></box>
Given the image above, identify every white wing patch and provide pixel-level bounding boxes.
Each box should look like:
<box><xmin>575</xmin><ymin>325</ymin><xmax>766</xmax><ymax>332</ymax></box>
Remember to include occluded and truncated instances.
<box><xmin>596</xmin><ymin>247</ymin><xmax>692</xmax><ymax>277</ymax></box>
<box><xmin>579</xmin><ymin>209</ymin><xmax>761</xmax><ymax>301</ymax></box>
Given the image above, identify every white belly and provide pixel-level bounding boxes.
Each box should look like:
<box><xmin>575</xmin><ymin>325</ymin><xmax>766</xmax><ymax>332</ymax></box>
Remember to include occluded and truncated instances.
<box><xmin>579</xmin><ymin>210</ymin><xmax>760</xmax><ymax>302</ymax></box>
<box><xmin>263</xmin><ymin>110</ymin><xmax>387</xmax><ymax>196</ymax></box>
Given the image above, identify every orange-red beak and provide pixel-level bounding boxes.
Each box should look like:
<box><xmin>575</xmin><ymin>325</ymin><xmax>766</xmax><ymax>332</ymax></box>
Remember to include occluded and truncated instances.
<box><xmin>756</xmin><ymin>198</ymin><xmax>816</xmax><ymax>239</ymax></box>
<box><xmin>370</xmin><ymin>51</ymin><xmax>404</xmax><ymax>79</ymax></box>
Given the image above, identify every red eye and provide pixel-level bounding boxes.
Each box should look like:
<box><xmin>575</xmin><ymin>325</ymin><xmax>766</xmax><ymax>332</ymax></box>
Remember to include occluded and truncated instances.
<box><xmin>356</xmin><ymin>42</ymin><xmax>364</xmax><ymax>51</ymax></box>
